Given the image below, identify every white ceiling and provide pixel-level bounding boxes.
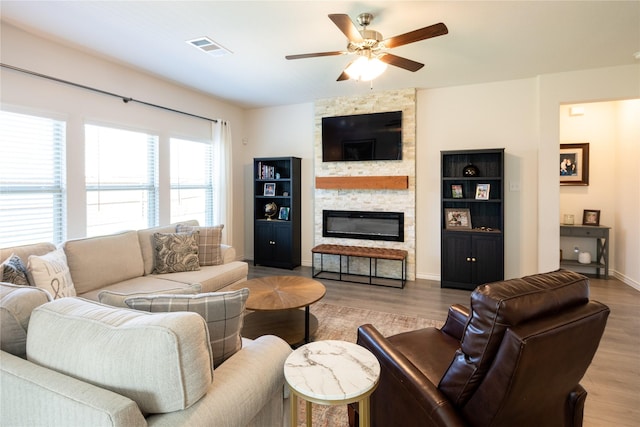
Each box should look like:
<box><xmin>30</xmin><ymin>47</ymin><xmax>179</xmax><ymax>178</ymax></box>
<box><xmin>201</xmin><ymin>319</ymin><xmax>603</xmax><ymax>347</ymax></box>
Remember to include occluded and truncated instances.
<box><xmin>1</xmin><ymin>1</ymin><xmax>639</xmax><ymax>109</ymax></box>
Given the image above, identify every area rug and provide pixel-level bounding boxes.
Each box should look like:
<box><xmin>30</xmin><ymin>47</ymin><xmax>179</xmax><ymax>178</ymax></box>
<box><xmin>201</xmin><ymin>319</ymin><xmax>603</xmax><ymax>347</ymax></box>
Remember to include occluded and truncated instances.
<box><xmin>293</xmin><ymin>302</ymin><xmax>444</xmax><ymax>427</ymax></box>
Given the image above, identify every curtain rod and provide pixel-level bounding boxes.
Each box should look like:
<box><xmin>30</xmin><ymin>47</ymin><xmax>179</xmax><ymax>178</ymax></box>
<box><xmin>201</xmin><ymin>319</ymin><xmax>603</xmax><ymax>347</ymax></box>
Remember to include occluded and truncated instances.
<box><xmin>1</xmin><ymin>63</ymin><xmax>218</xmax><ymax>123</ymax></box>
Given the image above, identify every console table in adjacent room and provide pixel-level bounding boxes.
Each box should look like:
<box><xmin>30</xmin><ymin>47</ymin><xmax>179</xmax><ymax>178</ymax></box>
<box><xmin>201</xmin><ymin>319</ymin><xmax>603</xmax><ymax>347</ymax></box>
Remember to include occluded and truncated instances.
<box><xmin>560</xmin><ymin>225</ymin><xmax>610</xmax><ymax>279</ymax></box>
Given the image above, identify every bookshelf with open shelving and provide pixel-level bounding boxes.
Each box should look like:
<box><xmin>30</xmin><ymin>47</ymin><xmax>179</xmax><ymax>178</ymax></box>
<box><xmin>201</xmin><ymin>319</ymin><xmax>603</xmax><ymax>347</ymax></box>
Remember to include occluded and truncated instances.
<box><xmin>253</xmin><ymin>157</ymin><xmax>301</xmax><ymax>269</ymax></box>
<box><xmin>441</xmin><ymin>149</ymin><xmax>504</xmax><ymax>290</ymax></box>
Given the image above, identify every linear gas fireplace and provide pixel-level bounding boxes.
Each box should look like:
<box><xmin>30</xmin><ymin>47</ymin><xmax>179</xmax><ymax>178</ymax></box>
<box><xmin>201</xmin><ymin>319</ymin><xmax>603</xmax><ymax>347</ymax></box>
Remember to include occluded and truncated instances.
<box><xmin>323</xmin><ymin>210</ymin><xmax>404</xmax><ymax>242</ymax></box>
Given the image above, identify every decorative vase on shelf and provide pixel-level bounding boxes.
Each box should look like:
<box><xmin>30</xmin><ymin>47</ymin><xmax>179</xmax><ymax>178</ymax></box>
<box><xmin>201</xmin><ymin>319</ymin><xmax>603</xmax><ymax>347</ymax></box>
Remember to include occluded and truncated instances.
<box><xmin>264</xmin><ymin>202</ymin><xmax>278</xmax><ymax>220</ymax></box>
<box><xmin>463</xmin><ymin>163</ymin><xmax>479</xmax><ymax>177</ymax></box>
<box><xmin>578</xmin><ymin>252</ymin><xmax>592</xmax><ymax>264</ymax></box>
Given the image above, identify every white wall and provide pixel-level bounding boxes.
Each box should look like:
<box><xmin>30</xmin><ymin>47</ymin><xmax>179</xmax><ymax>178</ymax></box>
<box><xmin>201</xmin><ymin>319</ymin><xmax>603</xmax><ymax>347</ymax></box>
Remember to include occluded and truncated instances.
<box><xmin>615</xmin><ymin>100</ymin><xmax>640</xmax><ymax>288</ymax></box>
<box><xmin>241</xmin><ymin>104</ymin><xmax>315</xmax><ymax>264</ymax></box>
<box><xmin>417</xmin><ymin>78</ymin><xmax>539</xmax><ymax>280</ymax></box>
<box><xmin>1</xmin><ymin>23</ymin><xmax>248</xmax><ymax>256</ymax></box>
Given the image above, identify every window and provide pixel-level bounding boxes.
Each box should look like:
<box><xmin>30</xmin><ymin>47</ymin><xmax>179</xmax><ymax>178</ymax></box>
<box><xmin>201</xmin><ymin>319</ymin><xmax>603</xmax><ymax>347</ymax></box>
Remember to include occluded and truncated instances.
<box><xmin>0</xmin><ymin>110</ymin><xmax>66</xmax><ymax>246</ymax></box>
<box><xmin>85</xmin><ymin>124</ymin><xmax>158</xmax><ymax>236</ymax></box>
<box><xmin>170</xmin><ymin>138</ymin><xmax>214</xmax><ymax>225</ymax></box>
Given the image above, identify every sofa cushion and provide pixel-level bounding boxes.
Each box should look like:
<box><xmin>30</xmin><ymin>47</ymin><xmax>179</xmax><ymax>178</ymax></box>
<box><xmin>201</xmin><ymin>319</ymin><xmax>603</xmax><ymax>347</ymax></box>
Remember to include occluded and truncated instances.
<box><xmin>98</xmin><ymin>282</ymin><xmax>202</xmax><ymax>308</ymax></box>
<box><xmin>27</xmin><ymin>248</ymin><xmax>76</xmax><ymax>299</ymax></box>
<box><xmin>155</xmin><ymin>262</ymin><xmax>249</xmax><ymax>293</ymax></box>
<box><xmin>177</xmin><ymin>223</ymin><xmax>224</xmax><ymax>266</ymax></box>
<box><xmin>153</xmin><ymin>231</ymin><xmax>200</xmax><ymax>274</ymax></box>
<box><xmin>138</xmin><ymin>220</ymin><xmax>199</xmax><ymax>275</ymax></box>
<box><xmin>27</xmin><ymin>297</ymin><xmax>213</xmax><ymax>414</ymax></box>
<box><xmin>0</xmin><ymin>282</ymin><xmax>52</xmax><ymax>357</ymax></box>
<box><xmin>0</xmin><ymin>254</ymin><xmax>30</xmax><ymax>286</ymax></box>
<box><xmin>78</xmin><ymin>276</ymin><xmax>201</xmax><ymax>301</ymax></box>
<box><xmin>439</xmin><ymin>269</ymin><xmax>590</xmax><ymax>406</ymax></box>
<box><xmin>63</xmin><ymin>230</ymin><xmax>144</xmax><ymax>295</ymax></box>
<box><xmin>126</xmin><ymin>288</ymin><xmax>249</xmax><ymax>367</ymax></box>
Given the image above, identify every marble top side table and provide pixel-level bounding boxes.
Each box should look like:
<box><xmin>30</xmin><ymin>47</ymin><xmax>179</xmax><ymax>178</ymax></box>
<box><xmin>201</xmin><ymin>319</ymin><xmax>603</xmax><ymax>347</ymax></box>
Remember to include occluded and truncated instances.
<box><xmin>284</xmin><ymin>340</ymin><xmax>381</xmax><ymax>427</ymax></box>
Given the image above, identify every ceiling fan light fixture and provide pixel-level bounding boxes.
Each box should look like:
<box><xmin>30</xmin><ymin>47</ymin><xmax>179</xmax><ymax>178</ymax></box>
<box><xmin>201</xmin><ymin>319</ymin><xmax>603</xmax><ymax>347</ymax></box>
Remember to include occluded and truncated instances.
<box><xmin>344</xmin><ymin>56</ymin><xmax>387</xmax><ymax>81</ymax></box>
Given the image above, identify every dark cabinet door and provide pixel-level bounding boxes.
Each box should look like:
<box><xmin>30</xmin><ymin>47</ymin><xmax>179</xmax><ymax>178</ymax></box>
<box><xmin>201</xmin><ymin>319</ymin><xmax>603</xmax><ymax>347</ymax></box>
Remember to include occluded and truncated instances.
<box><xmin>441</xmin><ymin>233</ymin><xmax>473</xmax><ymax>287</ymax></box>
<box><xmin>254</xmin><ymin>221</ymin><xmax>294</xmax><ymax>268</ymax></box>
<box><xmin>271</xmin><ymin>221</ymin><xmax>292</xmax><ymax>262</ymax></box>
<box><xmin>254</xmin><ymin>222</ymin><xmax>273</xmax><ymax>264</ymax></box>
<box><xmin>441</xmin><ymin>232</ymin><xmax>503</xmax><ymax>290</ymax></box>
<box><xmin>472</xmin><ymin>234</ymin><xmax>504</xmax><ymax>286</ymax></box>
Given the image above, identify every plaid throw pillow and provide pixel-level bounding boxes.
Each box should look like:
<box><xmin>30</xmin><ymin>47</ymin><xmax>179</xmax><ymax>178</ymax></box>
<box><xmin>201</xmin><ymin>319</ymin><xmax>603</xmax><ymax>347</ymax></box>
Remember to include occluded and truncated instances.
<box><xmin>125</xmin><ymin>288</ymin><xmax>249</xmax><ymax>367</ymax></box>
<box><xmin>176</xmin><ymin>224</ymin><xmax>224</xmax><ymax>266</ymax></box>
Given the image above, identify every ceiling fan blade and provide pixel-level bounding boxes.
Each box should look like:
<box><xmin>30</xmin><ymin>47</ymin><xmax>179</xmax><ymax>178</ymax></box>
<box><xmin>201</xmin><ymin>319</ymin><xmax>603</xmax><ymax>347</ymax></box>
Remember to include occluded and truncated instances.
<box><xmin>286</xmin><ymin>51</ymin><xmax>346</xmax><ymax>60</ymax></box>
<box><xmin>329</xmin><ymin>14</ymin><xmax>363</xmax><ymax>43</ymax></box>
<box><xmin>383</xmin><ymin>22</ymin><xmax>448</xmax><ymax>49</ymax></box>
<box><xmin>379</xmin><ymin>53</ymin><xmax>424</xmax><ymax>72</ymax></box>
<box><xmin>337</xmin><ymin>70</ymin><xmax>350</xmax><ymax>81</ymax></box>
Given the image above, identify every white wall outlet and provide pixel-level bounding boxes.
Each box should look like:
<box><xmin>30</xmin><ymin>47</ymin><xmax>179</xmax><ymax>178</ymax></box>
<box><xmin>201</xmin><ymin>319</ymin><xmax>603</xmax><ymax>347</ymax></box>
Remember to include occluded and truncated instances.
<box><xmin>509</xmin><ymin>182</ymin><xmax>521</xmax><ymax>192</ymax></box>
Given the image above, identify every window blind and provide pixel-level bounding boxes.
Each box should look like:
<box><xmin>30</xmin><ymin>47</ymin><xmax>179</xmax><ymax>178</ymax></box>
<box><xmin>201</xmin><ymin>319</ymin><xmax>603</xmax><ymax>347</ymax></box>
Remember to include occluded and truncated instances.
<box><xmin>0</xmin><ymin>110</ymin><xmax>66</xmax><ymax>246</ymax></box>
<box><xmin>85</xmin><ymin>124</ymin><xmax>158</xmax><ymax>236</ymax></box>
<box><xmin>170</xmin><ymin>138</ymin><xmax>214</xmax><ymax>226</ymax></box>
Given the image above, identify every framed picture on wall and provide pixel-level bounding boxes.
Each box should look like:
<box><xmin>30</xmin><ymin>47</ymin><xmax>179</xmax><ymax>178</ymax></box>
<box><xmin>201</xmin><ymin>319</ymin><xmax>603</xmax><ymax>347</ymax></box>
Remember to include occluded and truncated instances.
<box><xmin>560</xmin><ymin>143</ymin><xmax>589</xmax><ymax>186</ymax></box>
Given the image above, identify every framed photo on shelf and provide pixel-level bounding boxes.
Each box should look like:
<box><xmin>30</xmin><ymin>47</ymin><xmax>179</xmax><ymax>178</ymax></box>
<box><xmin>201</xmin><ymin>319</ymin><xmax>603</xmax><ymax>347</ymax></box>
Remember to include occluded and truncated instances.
<box><xmin>278</xmin><ymin>206</ymin><xmax>290</xmax><ymax>220</ymax></box>
<box><xmin>451</xmin><ymin>184</ymin><xmax>463</xmax><ymax>199</ymax></box>
<box><xmin>444</xmin><ymin>208</ymin><xmax>472</xmax><ymax>230</ymax></box>
<box><xmin>263</xmin><ymin>183</ymin><xmax>276</xmax><ymax>196</ymax></box>
<box><xmin>582</xmin><ymin>209</ymin><xmax>600</xmax><ymax>226</ymax></box>
<box><xmin>560</xmin><ymin>143</ymin><xmax>589</xmax><ymax>186</ymax></box>
<box><xmin>475</xmin><ymin>183</ymin><xmax>490</xmax><ymax>200</ymax></box>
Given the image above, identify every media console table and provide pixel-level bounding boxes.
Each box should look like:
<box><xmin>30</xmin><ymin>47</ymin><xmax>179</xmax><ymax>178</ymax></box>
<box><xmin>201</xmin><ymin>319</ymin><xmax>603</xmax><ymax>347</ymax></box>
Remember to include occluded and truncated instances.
<box><xmin>311</xmin><ymin>244</ymin><xmax>407</xmax><ymax>288</ymax></box>
<box><xmin>560</xmin><ymin>224</ymin><xmax>610</xmax><ymax>279</ymax></box>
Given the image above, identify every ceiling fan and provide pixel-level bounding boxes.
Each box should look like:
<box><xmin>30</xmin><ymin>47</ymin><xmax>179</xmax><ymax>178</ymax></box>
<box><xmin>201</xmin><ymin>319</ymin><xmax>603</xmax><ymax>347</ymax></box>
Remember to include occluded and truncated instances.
<box><xmin>285</xmin><ymin>13</ymin><xmax>448</xmax><ymax>81</ymax></box>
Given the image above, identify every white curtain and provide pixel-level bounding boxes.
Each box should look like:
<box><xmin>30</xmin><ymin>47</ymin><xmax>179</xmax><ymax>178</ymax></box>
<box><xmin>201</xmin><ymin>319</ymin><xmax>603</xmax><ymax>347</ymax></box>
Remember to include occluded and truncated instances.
<box><xmin>212</xmin><ymin>120</ymin><xmax>233</xmax><ymax>245</ymax></box>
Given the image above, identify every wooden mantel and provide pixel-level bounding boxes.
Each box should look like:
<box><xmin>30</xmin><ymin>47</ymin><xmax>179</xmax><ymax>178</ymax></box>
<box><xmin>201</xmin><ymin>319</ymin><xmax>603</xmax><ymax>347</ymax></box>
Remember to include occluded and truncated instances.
<box><xmin>315</xmin><ymin>175</ymin><xmax>409</xmax><ymax>190</ymax></box>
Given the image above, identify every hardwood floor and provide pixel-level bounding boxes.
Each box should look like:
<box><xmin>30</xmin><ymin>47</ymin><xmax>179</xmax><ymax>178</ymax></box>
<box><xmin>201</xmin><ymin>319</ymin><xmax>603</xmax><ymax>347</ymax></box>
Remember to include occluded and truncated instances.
<box><xmin>247</xmin><ymin>264</ymin><xmax>640</xmax><ymax>427</ymax></box>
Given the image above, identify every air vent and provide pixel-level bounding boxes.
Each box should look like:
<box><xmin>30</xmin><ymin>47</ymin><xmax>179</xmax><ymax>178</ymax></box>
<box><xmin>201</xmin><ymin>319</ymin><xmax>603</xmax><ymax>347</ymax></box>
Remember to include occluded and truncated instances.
<box><xmin>186</xmin><ymin>37</ymin><xmax>231</xmax><ymax>57</ymax></box>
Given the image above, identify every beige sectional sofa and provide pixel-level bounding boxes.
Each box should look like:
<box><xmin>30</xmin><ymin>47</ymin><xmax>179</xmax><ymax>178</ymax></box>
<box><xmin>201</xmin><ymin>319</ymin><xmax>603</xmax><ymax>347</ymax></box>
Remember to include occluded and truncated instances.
<box><xmin>0</xmin><ymin>220</ymin><xmax>249</xmax><ymax>302</ymax></box>
<box><xmin>0</xmin><ymin>222</ymin><xmax>293</xmax><ymax>426</ymax></box>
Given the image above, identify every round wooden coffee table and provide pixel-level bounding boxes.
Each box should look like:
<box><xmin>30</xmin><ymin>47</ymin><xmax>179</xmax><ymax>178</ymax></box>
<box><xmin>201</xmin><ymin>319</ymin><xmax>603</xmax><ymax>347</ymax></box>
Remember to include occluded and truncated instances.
<box><xmin>231</xmin><ymin>276</ymin><xmax>326</xmax><ymax>345</ymax></box>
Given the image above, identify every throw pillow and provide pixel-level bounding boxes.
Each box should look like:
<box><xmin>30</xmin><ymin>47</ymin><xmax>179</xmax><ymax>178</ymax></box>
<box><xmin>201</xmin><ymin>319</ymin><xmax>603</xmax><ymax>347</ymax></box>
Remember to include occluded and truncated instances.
<box><xmin>27</xmin><ymin>248</ymin><xmax>76</xmax><ymax>299</ymax></box>
<box><xmin>153</xmin><ymin>231</ymin><xmax>200</xmax><ymax>274</ymax></box>
<box><xmin>97</xmin><ymin>282</ymin><xmax>202</xmax><ymax>308</ymax></box>
<box><xmin>125</xmin><ymin>288</ymin><xmax>249</xmax><ymax>367</ymax></box>
<box><xmin>176</xmin><ymin>224</ymin><xmax>224</xmax><ymax>266</ymax></box>
<box><xmin>0</xmin><ymin>254</ymin><xmax>30</xmax><ymax>286</ymax></box>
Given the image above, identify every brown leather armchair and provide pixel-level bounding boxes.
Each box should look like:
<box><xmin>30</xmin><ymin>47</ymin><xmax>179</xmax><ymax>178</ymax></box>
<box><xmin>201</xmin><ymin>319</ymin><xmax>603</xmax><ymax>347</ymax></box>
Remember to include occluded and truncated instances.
<box><xmin>352</xmin><ymin>270</ymin><xmax>610</xmax><ymax>427</ymax></box>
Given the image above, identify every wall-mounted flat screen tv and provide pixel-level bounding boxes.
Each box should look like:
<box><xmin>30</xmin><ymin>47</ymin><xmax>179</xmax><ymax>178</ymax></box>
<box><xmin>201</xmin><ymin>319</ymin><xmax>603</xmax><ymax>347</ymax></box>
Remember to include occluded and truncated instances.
<box><xmin>322</xmin><ymin>111</ymin><xmax>402</xmax><ymax>162</ymax></box>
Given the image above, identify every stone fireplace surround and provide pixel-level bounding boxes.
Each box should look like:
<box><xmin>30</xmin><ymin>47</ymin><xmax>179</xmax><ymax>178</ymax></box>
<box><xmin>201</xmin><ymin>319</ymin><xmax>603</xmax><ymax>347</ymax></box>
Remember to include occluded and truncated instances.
<box><xmin>314</xmin><ymin>88</ymin><xmax>416</xmax><ymax>280</ymax></box>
